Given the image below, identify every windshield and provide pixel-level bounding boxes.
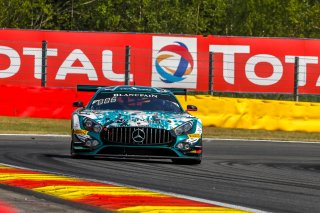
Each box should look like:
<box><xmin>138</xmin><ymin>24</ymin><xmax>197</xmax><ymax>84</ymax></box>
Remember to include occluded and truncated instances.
<box><xmin>88</xmin><ymin>92</ymin><xmax>183</xmax><ymax>113</ymax></box>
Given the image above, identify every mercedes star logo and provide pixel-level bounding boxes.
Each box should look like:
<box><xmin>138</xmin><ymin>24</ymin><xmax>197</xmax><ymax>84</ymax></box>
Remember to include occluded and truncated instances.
<box><xmin>132</xmin><ymin>129</ymin><xmax>145</xmax><ymax>143</ymax></box>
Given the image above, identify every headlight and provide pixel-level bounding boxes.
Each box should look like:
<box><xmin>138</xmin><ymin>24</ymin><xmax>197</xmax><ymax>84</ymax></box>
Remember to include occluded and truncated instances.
<box><xmin>174</xmin><ymin>121</ymin><xmax>193</xmax><ymax>135</ymax></box>
<box><xmin>84</xmin><ymin>119</ymin><xmax>93</xmax><ymax>128</ymax></box>
<box><xmin>83</xmin><ymin>118</ymin><xmax>102</xmax><ymax>133</ymax></box>
<box><xmin>93</xmin><ymin>124</ymin><xmax>102</xmax><ymax>133</ymax></box>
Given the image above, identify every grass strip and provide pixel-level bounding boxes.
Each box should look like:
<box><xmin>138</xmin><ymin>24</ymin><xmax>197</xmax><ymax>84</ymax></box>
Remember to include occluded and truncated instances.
<box><xmin>0</xmin><ymin>116</ymin><xmax>70</xmax><ymax>135</ymax></box>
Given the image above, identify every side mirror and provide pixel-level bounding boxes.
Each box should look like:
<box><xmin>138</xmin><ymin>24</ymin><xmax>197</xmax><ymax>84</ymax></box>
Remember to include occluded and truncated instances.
<box><xmin>186</xmin><ymin>105</ymin><xmax>197</xmax><ymax>112</ymax></box>
<box><xmin>73</xmin><ymin>101</ymin><xmax>84</xmax><ymax>108</ymax></box>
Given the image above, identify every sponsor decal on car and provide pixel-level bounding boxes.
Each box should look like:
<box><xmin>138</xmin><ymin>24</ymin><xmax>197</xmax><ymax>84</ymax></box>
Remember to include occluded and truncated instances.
<box><xmin>114</xmin><ymin>93</ymin><xmax>158</xmax><ymax>98</ymax></box>
<box><xmin>188</xmin><ymin>133</ymin><xmax>201</xmax><ymax>139</ymax></box>
<box><xmin>73</xmin><ymin>129</ymin><xmax>89</xmax><ymax>135</ymax></box>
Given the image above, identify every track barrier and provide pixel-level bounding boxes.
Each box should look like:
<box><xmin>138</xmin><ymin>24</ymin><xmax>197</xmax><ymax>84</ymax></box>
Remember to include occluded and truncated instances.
<box><xmin>1</xmin><ymin>85</ymin><xmax>320</xmax><ymax>132</ymax></box>
<box><xmin>178</xmin><ymin>95</ymin><xmax>320</xmax><ymax>132</ymax></box>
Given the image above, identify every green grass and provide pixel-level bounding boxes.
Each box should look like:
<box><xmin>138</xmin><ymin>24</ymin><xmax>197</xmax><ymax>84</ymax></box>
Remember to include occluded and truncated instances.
<box><xmin>1</xmin><ymin>116</ymin><xmax>319</xmax><ymax>142</ymax></box>
<box><xmin>0</xmin><ymin>116</ymin><xmax>70</xmax><ymax>135</ymax></box>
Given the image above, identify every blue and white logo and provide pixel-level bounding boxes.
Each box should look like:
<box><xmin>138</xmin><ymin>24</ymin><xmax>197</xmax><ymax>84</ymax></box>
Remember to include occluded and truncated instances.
<box><xmin>152</xmin><ymin>36</ymin><xmax>197</xmax><ymax>88</ymax></box>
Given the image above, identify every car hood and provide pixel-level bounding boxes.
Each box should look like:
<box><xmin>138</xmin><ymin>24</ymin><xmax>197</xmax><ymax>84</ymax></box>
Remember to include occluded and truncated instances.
<box><xmin>78</xmin><ymin>110</ymin><xmax>196</xmax><ymax>130</ymax></box>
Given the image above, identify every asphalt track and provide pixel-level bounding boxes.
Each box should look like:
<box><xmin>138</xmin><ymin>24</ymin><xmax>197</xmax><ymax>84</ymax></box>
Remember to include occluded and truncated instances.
<box><xmin>0</xmin><ymin>135</ymin><xmax>320</xmax><ymax>213</ymax></box>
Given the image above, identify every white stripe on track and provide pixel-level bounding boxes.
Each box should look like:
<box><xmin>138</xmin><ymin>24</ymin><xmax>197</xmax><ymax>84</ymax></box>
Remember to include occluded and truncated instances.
<box><xmin>204</xmin><ymin>137</ymin><xmax>320</xmax><ymax>144</ymax></box>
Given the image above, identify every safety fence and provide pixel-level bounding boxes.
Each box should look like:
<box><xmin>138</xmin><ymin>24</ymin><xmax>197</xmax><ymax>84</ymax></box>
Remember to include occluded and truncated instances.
<box><xmin>1</xmin><ymin>29</ymin><xmax>320</xmax><ymax>132</ymax></box>
<box><xmin>1</xmin><ymin>29</ymin><xmax>320</xmax><ymax>98</ymax></box>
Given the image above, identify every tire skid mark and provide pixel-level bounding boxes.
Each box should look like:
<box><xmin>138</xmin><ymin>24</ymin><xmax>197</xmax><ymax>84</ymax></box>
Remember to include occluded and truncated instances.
<box><xmin>0</xmin><ymin>164</ymin><xmax>250</xmax><ymax>212</ymax></box>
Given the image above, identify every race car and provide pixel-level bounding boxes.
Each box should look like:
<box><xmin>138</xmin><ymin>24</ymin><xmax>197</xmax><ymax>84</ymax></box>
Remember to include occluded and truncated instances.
<box><xmin>71</xmin><ymin>85</ymin><xmax>202</xmax><ymax>164</ymax></box>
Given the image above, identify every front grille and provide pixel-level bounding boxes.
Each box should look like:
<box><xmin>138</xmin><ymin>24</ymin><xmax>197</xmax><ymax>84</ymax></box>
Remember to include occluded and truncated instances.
<box><xmin>100</xmin><ymin>127</ymin><xmax>175</xmax><ymax>145</ymax></box>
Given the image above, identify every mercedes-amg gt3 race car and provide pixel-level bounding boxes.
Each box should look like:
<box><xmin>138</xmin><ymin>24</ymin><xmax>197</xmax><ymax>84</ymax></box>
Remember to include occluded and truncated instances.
<box><xmin>71</xmin><ymin>85</ymin><xmax>202</xmax><ymax>164</ymax></box>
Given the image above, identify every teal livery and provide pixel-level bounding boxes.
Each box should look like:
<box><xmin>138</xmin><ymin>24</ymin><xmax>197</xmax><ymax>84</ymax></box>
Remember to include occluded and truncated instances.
<box><xmin>71</xmin><ymin>85</ymin><xmax>202</xmax><ymax>164</ymax></box>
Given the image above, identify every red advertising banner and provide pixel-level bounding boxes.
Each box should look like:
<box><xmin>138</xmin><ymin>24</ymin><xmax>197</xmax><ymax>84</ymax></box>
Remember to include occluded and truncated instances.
<box><xmin>0</xmin><ymin>84</ymin><xmax>92</xmax><ymax>118</ymax></box>
<box><xmin>207</xmin><ymin>36</ymin><xmax>320</xmax><ymax>94</ymax></box>
<box><xmin>0</xmin><ymin>29</ymin><xmax>320</xmax><ymax>94</ymax></box>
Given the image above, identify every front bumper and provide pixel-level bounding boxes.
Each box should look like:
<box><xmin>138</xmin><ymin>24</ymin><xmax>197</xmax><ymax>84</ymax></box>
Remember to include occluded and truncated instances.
<box><xmin>71</xmin><ymin>131</ymin><xmax>202</xmax><ymax>159</ymax></box>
